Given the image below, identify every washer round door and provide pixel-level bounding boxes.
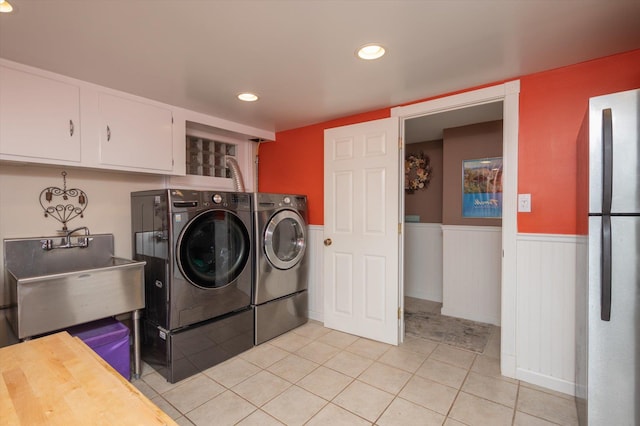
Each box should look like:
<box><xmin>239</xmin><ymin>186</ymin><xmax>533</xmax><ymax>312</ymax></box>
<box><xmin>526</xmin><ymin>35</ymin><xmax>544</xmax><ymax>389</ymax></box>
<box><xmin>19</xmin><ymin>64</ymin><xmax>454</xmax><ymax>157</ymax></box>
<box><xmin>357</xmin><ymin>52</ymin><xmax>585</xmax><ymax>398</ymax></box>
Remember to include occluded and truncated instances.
<box><xmin>177</xmin><ymin>209</ymin><xmax>251</xmax><ymax>289</ymax></box>
<box><xmin>264</xmin><ymin>209</ymin><xmax>306</xmax><ymax>270</ymax></box>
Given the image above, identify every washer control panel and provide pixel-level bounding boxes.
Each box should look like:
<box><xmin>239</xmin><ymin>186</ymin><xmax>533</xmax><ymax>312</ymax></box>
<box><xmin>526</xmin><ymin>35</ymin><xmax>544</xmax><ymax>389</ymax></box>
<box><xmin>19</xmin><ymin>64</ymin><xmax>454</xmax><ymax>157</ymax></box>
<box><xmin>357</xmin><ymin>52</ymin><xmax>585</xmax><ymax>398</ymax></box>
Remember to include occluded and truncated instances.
<box><xmin>279</xmin><ymin>195</ymin><xmax>306</xmax><ymax>208</ymax></box>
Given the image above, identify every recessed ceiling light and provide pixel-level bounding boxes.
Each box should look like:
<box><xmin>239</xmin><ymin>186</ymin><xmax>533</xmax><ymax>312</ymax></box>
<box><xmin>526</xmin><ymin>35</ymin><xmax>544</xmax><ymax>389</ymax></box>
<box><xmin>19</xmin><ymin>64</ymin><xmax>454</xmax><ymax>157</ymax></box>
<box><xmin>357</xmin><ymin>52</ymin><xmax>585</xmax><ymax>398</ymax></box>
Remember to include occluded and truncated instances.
<box><xmin>356</xmin><ymin>44</ymin><xmax>386</xmax><ymax>60</ymax></box>
<box><xmin>238</xmin><ymin>93</ymin><xmax>258</xmax><ymax>102</ymax></box>
<box><xmin>0</xmin><ymin>0</ymin><xmax>14</xmax><ymax>13</ymax></box>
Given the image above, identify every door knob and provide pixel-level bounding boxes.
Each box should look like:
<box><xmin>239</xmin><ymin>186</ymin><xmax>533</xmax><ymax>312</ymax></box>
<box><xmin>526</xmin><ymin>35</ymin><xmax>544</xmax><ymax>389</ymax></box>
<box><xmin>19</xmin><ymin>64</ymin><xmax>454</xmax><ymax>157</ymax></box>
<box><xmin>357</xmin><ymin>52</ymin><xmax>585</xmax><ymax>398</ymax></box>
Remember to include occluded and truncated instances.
<box><xmin>324</xmin><ymin>238</ymin><xmax>332</xmax><ymax>246</ymax></box>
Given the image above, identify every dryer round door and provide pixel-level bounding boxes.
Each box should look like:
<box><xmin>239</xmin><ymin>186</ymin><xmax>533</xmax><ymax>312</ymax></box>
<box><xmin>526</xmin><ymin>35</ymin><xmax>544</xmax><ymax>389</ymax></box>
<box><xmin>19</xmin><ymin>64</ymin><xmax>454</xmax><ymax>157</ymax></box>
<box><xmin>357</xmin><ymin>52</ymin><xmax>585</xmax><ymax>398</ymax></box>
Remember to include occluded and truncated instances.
<box><xmin>264</xmin><ymin>209</ymin><xmax>306</xmax><ymax>270</ymax></box>
<box><xmin>177</xmin><ymin>209</ymin><xmax>250</xmax><ymax>289</ymax></box>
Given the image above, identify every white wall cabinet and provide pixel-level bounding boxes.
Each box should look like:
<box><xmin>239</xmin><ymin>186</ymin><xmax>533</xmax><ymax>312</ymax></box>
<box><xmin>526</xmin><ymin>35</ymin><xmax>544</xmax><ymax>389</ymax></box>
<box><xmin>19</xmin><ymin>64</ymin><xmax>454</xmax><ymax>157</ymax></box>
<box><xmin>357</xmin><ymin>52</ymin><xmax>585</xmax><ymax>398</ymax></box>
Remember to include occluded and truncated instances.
<box><xmin>0</xmin><ymin>62</ymin><xmax>174</xmax><ymax>173</ymax></box>
<box><xmin>0</xmin><ymin>59</ymin><xmax>274</xmax><ymax>180</ymax></box>
<box><xmin>98</xmin><ymin>93</ymin><xmax>173</xmax><ymax>172</ymax></box>
<box><xmin>0</xmin><ymin>65</ymin><xmax>81</xmax><ymax>163</ymax></box>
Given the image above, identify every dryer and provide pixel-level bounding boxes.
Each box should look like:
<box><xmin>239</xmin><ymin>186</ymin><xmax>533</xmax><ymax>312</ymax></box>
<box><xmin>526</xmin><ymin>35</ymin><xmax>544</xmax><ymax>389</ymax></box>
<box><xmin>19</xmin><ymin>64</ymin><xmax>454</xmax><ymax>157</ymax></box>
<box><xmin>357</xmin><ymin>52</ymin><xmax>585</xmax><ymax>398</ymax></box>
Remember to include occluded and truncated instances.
<box><xmin>253</xmin><ymin>193</ymin><xmax>308</xmax><ymax>344</ymax></box>
<box><xmin>131</xmin><ymin>189</ymin><xmax>254</xmax><ymax>382</ymax></box>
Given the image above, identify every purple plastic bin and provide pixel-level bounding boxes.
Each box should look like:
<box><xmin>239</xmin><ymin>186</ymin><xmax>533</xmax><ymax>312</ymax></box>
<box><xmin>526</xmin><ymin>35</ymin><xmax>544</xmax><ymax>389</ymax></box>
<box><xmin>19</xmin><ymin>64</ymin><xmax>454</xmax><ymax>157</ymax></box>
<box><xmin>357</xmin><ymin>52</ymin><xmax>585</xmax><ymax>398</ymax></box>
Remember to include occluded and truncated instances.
<box><xmin>66</xmin><ymin>318</ymin><xmax>130</xmax><ymax>380</ymax></box>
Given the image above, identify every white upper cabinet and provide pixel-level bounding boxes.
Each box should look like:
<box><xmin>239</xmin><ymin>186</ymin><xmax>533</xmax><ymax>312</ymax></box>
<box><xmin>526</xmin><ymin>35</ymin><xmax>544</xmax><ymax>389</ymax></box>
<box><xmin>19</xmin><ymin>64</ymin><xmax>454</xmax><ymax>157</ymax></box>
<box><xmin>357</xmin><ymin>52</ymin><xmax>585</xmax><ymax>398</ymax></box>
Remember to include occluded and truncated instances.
<box><xmin>98</xmin><ymin>93</ymin><xmax>173</xmax><ymax>172</ymax></box>
<box><xmin>0</xmin><ymin>59</ymin><xmax>274</xmax><ymax>179</ymax></box>
<box><xmin>0</xmin><ymin>65</ymin><xmax>81</xmax><ymax>162</ymax></box>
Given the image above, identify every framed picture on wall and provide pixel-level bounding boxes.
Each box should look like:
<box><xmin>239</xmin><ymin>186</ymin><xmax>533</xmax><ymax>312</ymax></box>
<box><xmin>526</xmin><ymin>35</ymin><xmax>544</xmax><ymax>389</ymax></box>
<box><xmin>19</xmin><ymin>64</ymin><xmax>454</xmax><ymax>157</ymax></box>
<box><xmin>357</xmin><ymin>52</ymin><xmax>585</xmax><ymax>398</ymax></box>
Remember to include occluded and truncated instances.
<box><xmin>462</xmin><ymin>157</ymin><xmax>503</xmax><ymax>218</ymax></box>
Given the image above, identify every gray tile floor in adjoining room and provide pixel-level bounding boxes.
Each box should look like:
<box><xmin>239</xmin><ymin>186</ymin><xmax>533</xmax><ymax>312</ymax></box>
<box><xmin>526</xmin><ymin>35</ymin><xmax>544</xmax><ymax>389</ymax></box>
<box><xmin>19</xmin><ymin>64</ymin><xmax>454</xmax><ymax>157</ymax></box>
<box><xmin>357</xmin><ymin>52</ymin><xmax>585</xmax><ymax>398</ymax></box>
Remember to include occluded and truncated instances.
<box><xmin>133</xmin><ymin>319</ymin><xmax>579</xmax><ymax>426</ymax></box>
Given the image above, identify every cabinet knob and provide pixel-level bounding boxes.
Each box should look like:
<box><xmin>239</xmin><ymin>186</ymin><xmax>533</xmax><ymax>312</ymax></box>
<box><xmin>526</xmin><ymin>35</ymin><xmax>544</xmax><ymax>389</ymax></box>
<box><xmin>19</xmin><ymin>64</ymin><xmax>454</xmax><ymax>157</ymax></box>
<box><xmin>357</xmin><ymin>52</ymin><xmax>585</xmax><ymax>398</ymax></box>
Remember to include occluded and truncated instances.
<box><xmin>324</xmin><ymin>238</ymin><xmax>332</xmax><ymax>246</ymax></box>
<box><xmin>69</xmin><ymin>120</ymin><xmax>74</xmax><ymax>137</ymax></box>
<box><xmin>106</xmin><ymin>125</ymin><xmax>111</xmax><ymax>141</ymax></box>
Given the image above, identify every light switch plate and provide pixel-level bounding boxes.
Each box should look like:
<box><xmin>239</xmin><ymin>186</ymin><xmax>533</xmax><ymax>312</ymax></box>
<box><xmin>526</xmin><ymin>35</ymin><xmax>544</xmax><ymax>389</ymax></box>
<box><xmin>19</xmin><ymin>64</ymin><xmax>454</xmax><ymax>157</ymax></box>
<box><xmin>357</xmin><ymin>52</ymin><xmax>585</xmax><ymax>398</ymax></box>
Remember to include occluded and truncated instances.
<box><xmin>518</xmin><ymin>193</ymin><xmax>532</xmax><ymax>212</ymax></box>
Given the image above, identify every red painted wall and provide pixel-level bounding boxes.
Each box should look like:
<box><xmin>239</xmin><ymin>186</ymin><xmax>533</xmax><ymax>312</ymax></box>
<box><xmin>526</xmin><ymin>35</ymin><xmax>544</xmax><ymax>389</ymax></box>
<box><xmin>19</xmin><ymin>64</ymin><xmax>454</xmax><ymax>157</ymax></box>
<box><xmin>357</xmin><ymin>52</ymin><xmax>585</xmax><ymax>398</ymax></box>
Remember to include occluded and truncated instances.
<box><xmin>518</xmin><ymin>49</ymin><xmax>640</xmax><ymax>235</ymax></box>
<box><xmin>259</xmin><ymin>49</ymin><xmax>640</xmax><ymax>233</ymax></box>
<box><xmin>258</xmin><ymin>109</ymin><xmax>389</xmax><ymax>225</ymax></box>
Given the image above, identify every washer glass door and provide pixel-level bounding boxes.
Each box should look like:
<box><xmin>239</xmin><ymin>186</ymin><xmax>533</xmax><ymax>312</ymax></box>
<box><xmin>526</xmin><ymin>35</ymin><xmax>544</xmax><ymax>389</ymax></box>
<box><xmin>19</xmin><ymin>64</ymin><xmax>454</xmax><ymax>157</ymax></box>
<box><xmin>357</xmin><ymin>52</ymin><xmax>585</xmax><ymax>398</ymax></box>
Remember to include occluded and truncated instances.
<box><xmin>178</xmin><ymin>210</ymin><xmax>250</xmax><ymax>289</ymax></box>
<box><xmin>264</xmin><ymin>210</ymin><xmax>306</xmax><ymax>270</ymax></box>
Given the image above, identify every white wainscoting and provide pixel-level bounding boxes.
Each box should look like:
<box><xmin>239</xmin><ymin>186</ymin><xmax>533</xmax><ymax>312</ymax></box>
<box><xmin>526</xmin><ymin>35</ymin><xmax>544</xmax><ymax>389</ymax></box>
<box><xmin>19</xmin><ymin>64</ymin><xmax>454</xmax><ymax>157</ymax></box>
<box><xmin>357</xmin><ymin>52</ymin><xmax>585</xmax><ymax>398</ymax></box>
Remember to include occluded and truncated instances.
<box><xmin>404</xmin><ymin>223</ymin><xmax>443</xmax><ymax>302</ymax></box>
<box><xmin>306</xmin><ymin>225</ymin><xmax>325</xmax><ymax>322</ymax></box>
<box><xmin>515</xmin><ymin>233</ymin><xmax>586</xmax><ymax>396</ymax></box>
<box><xmin>442</xmin><ymin>225</ymin><xmax>502</xmax><ymax>325</ymax></box>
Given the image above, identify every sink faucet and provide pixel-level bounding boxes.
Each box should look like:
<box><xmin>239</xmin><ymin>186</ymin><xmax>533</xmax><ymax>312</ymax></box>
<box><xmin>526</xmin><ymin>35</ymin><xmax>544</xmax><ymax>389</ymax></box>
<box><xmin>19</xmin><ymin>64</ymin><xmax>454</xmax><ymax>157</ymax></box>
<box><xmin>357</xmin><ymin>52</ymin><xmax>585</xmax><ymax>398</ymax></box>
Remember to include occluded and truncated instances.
<box><xmin>42</xmin><ymin>226</ymin><xmax>91</xmax><ymax>250</ymax></box>
<box><xmin>63</xmin><ymin>226</ymin><xmax>91</xmax><ymax>248</ymax></box>
<box><xmin>66</xmin><ymin>226</ymin><xmax>90</xmax><ymax>239</ymax></box>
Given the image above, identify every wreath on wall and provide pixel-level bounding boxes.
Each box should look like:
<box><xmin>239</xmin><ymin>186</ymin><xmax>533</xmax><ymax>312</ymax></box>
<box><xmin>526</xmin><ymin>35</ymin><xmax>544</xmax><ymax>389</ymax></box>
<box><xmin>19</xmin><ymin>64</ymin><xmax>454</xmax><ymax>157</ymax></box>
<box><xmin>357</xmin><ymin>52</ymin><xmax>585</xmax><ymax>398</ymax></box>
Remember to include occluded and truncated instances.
<box><xmin>405</xmin><ymin>151</ymin><xmax>432</xmax><ymax>193</ymax></box>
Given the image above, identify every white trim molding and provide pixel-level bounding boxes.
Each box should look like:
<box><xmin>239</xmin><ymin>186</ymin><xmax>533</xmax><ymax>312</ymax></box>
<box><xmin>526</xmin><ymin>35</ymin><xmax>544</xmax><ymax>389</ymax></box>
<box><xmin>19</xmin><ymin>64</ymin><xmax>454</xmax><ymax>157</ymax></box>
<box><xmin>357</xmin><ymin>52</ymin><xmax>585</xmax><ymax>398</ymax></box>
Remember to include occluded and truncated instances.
<box><xmin>393</xmin><ymin>80</ymin><xmax>521</xmax><ymax>379</ymax></box>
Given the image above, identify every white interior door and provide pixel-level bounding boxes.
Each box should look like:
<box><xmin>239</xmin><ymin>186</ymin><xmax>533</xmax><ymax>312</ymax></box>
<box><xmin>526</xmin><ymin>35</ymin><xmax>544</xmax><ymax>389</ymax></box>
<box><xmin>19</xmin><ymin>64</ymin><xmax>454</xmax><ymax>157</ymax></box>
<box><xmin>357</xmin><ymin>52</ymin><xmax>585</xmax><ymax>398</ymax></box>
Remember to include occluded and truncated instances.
<box><xmin>323</xmin><ymin>117</ymin><xmax>401</xmax><ymax>345</ymax></box>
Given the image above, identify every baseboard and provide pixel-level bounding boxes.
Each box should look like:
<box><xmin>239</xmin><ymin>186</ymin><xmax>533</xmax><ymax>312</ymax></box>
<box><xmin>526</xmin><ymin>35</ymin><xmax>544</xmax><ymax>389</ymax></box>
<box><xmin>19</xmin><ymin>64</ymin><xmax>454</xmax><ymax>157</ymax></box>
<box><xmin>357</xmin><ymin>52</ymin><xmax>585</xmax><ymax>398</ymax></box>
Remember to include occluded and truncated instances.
<box><xmin>441</xmin><ymin>306</ymin><xmax>500</xmax><ymax>326</ymax></box>
<box><xmin>501</xmin><ymin>352</ymin><xmax>516</xmax><ymax>379</ymax></box>
<box><xmin>516</xmin><ymin>368</ymin><xmax>575</xmax><ymax>396</ymax></box>
<box><xmin>405</xmin><ymin>289</ymin><xmax>440</xmax><ymax>302</ymax></box>
<box><xmin>308</xmin><ymin>310</ymin><xmax>323</xmax><ymax>323</ymax></box>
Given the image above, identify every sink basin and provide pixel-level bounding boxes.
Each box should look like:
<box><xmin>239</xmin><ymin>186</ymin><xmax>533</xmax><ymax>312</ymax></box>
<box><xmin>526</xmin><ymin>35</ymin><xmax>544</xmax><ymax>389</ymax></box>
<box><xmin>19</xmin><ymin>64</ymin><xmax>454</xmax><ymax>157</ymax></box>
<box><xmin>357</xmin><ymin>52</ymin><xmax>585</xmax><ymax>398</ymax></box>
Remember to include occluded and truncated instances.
<box><xmin>10</xmin><ymin>254</ymin><xmax>140</xmax><ymax>281</ymax></box>
<box><xmin>4</xmin><ymin>234</ymin><xmax>145</xmax><ymax>339</ymax></box>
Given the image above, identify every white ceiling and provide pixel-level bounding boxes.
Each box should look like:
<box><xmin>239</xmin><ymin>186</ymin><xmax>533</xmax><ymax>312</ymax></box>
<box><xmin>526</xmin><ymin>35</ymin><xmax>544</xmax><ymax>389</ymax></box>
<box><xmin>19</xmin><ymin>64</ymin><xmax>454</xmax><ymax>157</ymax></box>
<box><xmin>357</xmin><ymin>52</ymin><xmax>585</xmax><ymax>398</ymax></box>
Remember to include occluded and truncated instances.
<box><xmin>1</xmin><ymin>1</ymin><xmax>639</xmax><ymax>134</ymax></box>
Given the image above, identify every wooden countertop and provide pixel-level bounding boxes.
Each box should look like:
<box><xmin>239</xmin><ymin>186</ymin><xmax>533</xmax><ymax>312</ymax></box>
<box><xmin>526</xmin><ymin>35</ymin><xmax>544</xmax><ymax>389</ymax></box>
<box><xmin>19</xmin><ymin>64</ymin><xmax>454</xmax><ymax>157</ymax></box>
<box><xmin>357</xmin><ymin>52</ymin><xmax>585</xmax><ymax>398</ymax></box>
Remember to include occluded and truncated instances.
<box><xmin>0</xmin><ymin>332</ymin><xmax>177</xmax><ymax>425</ymax></box>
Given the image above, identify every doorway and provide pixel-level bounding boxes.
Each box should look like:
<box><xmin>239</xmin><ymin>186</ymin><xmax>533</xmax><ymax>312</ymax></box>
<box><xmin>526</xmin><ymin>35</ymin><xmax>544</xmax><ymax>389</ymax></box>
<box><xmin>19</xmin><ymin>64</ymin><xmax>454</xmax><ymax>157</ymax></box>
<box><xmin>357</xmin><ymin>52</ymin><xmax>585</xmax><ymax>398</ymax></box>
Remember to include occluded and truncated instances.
<box><xmin>392</xmin><ymin>81</ymin><xmax>520</xmax><ymax>378</ymax></box>
<box><xmin>402</xmin><ymin>102</ymin><xmax>503</xmax><ymax>354</ymax></box>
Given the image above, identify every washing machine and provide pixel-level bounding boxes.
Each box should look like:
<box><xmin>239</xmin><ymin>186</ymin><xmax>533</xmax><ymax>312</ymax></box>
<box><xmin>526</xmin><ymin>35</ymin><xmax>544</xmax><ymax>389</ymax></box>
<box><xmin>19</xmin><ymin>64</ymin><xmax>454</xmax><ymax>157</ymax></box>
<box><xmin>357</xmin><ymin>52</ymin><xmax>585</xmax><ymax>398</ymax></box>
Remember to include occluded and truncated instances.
<box><xmin>253</xmin><ymin>193</ymin><xmax>309</xmax><ymax>344</ymax></box>
<box><xmin>131</xmin><ymin>189</ymin><xmax>254</xmax><ymax>382</ymax></box>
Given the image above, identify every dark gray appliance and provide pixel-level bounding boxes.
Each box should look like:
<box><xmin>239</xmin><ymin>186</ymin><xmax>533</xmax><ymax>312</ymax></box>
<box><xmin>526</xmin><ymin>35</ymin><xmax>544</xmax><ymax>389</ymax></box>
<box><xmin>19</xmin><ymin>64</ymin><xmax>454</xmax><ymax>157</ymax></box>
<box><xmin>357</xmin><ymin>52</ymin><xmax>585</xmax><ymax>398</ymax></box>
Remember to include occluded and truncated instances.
<box><xmin>131</xmin><ymin>189</ymin><xmax>254</xmax><ymax>383</ymax></box>
<box><xmin>253</xmin><ymin>193</ymin><xmax>308</xmax><ymax>345</ymax></box>
<box><xmin>576</xmin><ymin>88</ymin><xmax>640</xmax><ymax>425</ymax></box>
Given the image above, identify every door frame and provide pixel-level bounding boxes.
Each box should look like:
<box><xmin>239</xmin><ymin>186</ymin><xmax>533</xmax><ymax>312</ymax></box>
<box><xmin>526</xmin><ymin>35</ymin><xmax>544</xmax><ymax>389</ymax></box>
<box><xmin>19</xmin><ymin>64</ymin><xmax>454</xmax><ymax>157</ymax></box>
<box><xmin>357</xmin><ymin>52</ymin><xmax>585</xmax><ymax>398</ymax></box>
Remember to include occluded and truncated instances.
<box><xmin>391</xmin><ymin>81</ymin><xmax>520</xmax><ymax>379</ymax></box>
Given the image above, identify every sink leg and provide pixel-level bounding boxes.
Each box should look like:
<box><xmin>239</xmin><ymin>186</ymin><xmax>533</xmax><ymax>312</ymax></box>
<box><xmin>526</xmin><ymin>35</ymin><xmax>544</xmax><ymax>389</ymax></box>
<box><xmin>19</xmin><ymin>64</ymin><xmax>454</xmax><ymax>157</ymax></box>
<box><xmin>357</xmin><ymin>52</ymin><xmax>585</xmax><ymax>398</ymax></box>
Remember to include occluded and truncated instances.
<box><xmin>132</xmin><ymin>309</ymin><xmax>142</xmax><ymax>379</ymax></box>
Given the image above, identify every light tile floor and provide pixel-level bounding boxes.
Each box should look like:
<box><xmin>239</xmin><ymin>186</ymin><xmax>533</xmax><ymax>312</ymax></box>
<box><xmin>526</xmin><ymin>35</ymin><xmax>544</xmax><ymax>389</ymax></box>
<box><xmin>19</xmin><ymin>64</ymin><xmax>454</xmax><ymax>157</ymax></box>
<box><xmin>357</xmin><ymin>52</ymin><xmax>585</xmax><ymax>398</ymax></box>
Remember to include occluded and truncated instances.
<box><xmin>133</xmin><ymin>321</ymin><xmax>578</xmax><ymax>426</ymax></box>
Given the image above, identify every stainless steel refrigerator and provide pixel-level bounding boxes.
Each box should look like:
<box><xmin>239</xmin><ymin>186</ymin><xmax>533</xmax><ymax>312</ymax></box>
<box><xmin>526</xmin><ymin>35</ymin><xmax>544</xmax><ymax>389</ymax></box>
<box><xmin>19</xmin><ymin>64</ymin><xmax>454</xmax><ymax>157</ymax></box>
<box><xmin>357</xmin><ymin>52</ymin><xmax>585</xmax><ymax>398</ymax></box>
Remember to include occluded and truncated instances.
<box><xmin>576</xmin><ymin>88</ymin><xmax>640</xmax><ymax>425</ymax></box>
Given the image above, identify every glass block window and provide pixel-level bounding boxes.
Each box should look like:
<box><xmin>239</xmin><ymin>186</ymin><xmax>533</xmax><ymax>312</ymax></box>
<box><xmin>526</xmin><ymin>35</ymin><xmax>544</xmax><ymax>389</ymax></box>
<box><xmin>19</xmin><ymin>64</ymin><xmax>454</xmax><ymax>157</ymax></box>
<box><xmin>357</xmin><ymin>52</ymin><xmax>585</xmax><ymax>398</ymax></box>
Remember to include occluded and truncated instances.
<box><xmin>186</xmin><ymin>135</ymin><xmax>236</xmax><ymax>178</ymax></box>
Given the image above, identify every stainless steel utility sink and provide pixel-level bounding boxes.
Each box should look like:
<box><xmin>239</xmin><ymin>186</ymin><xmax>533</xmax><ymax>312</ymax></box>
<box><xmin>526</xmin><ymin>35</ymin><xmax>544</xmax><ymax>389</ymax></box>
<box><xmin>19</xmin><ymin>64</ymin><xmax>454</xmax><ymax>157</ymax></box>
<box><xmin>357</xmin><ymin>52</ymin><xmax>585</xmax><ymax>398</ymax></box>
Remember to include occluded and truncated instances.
<box><xmin>10</xmin><ymin>253</ymin><xmax>141</xmax><ymax>281</ymax></box>
<box><xmin>4</xmin><ymin>234</ymin><xmax>145</xmax><ymax>340</ymax></box>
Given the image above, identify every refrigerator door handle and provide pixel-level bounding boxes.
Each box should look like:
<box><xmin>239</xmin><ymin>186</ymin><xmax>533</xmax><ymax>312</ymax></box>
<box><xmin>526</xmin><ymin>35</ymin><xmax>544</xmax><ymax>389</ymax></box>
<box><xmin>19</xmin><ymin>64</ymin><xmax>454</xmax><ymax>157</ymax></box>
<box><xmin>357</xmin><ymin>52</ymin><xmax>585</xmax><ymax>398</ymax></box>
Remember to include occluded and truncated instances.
<box><xmin>602</xmin><ymin>108</ymin><xmax>613</xmax><ymax>214</ymax></box>
<box><xmin>601</xmin><ymin>215</ymin><xmax>612</xmax><ymax>321</ymax></box>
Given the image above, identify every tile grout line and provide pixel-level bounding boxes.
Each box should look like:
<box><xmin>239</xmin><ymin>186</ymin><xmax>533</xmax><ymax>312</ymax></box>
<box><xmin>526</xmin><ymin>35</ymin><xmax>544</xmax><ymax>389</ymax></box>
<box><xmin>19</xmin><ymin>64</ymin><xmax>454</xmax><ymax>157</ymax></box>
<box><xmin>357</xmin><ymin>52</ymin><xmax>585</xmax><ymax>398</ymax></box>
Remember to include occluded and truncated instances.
<box><xmin>511</xmin><ymin>381</ymin><xmax>521</xmax><ymax>425</ymax></box>
<box><xmin>305</xmin><ymin>330</ymin><xmax>390</xmax><ymax>425</ymax></box>
<box><xmin>443</xmin><ymin>350</ymin><xmax>476</xmax><ymax>423</ymax></box>
<box><xmin>231</xmin><ymin>328</ymin><xmax>326</xmax><ymax>424</ymax></box>
<box><xmin>379</xmin><ymin>343</ymin><xmax>448</xmax><ymax>423</ymax></box>
<box><xmin>349</xmin><ymin>343</ymin><xmax>400</xmax><ymax>425</ymax></box>
<box><xmin>265</xmin><ymin>326</ymin><xmax>368</xmax><ymax>424</ymax></box>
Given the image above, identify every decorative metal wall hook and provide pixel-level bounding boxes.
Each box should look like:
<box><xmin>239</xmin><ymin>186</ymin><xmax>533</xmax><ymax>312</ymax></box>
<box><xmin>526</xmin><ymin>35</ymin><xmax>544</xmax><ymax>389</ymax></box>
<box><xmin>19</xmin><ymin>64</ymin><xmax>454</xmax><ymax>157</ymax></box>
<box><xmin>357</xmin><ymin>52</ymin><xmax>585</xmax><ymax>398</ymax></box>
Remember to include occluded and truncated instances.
<box><xmin>39</xmin><ymin>171</ymin><xmax>88</xmax><ymax>231</ymax></box>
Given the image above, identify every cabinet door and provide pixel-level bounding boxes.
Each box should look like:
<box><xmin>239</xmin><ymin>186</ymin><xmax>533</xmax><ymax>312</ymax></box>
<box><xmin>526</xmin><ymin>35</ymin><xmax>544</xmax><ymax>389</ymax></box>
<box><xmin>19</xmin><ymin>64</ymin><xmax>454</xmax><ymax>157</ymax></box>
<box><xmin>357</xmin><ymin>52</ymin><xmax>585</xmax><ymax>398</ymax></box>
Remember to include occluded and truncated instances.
<box><xmin>98</xmin><ymin>93</ymin><xmax>173</xmax><ymax>171</ymax></box>
<box><xmin>0</xmin><ymin>66</ymin><xmax>81</xmax><ymax>162</ymax></box>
